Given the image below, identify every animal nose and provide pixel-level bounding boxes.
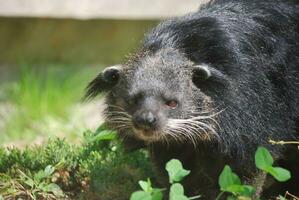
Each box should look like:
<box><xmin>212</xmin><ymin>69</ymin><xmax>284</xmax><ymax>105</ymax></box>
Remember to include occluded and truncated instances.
<box><xmin>133</xmin><ymin>111</ymin><xmax>157</xmax><ymax>130</ymax></box>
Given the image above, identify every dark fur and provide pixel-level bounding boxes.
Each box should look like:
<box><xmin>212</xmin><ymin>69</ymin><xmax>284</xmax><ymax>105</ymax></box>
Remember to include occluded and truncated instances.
<box><xmin>85</xmin><ymin>0</ymin><xmax>299</xmax><ymax>199</ymax></box>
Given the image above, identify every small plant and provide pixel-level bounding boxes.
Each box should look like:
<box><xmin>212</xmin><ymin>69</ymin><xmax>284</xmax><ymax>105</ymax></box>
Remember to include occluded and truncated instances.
<box><xmin>130</xmin><ymin>179</ymin><xmax>164</xmax><ymax>200</ymax></box>
<box><xmin>166</xmin><ymin>159</ymin><xmax>190</xmax><ymax>184</ymax></box>
<box><xmin>19</xmin><ymin>165</ymin><xmax>65</xmax><ymax>199</ymax></box>
<box><xmin>130</xmin><ymin>159</ymin><xmax>201</xmax><ymax>200</ymax></box>
<box><xmin>0</xmin><ymin>165</ymin><xmax>65</xmax><ymax>200</ymax></box>
<box><xmin>217</xmin><ymin>165</ymin><xmax>255</xmax><ymax>200</ymax></box>
<box><xmin>216</xmin><ymin>147</ymin><xmax>291</xmax><ymax>200</ymax></box>
<box><xmin>0</xmin><ymin>124</ymin><xmax>153</xmax><ymax>200</ymax></box>
<box><xmin>255</xmin><ymin>147</ymin><xmax>291</xmax><ymax>182</ymax></box>
<box><xmin>131</xmin><ymin>146</ymin><xmax>292</xmax><ymax>200</ymax></box>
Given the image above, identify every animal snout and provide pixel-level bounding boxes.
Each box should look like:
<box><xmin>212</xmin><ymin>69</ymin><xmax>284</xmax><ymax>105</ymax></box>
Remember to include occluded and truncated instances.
<box><xmin>133</xmin><ymin>111</ymin><xmax>157</xmax><ymax>130</ymax></box>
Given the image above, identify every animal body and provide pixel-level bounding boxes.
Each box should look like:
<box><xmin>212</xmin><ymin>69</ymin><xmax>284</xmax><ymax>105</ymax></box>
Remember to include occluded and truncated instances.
<box><xmin>85</xmin><ymin>0</ymin><xmax>299</xmax><ymax>199</ymax></box>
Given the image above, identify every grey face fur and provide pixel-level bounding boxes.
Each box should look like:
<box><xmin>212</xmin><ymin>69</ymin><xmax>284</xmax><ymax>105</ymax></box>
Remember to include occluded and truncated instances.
<box><xmin>104</xmin><ymin>48</ymin><xmax>220</xmax><ymax>145</ymax></box>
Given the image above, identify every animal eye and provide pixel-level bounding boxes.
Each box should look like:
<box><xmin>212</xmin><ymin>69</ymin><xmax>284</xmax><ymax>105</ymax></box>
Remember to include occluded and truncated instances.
<box><xmin>165</xmin><ymin>100</ymin><xmax>178</xmax><ymax>109</ymax></box>
<box><xmin>128</xmin><ymin>92</ymin><xmax>144</xmax><ymax>105</ymax></box>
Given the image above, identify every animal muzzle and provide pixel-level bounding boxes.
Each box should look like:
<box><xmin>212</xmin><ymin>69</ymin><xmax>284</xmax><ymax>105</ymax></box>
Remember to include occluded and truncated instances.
<box><xmin>132</xmin><ymin>111</ymin><xmax>157</xmax><ymax>131</ymax></box>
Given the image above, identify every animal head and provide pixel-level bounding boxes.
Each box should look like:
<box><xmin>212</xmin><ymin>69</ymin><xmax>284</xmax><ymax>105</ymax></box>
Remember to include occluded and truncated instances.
<box><xmin>84</xmin><ymin>15</ymin><xmax>234</xmax><ymax>146</ymax></box>
<box><xmin>84</xmin><ymin>49</ymin><xmax>230</xmax><ymax>146</ymax></box>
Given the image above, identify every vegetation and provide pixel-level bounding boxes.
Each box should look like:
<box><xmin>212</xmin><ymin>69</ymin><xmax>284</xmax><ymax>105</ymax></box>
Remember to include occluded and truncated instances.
<box><xmin>1</xmin><ymin>125</ymin><xmax>298</xmax><ymax>200</ymax></box>
<box><xmin>0</xmin><ymin>126</ymin><xmax>153</xmax><ymax>200</ymax></box>
<box><xmin>0</xmin><ymin>65</ymin><xmax>101</xmax><ymax>144</ymax></box>
<box><xmin>130</xmin><ymin>159</ymin><xmax>199</xmax><ymax>200</ymax></box>
<box><xmin>0</xmin><ymin>66</ymin><xmax>298</xmax><ymax>200</ymax></box>
<box><xmin>130</xmin><ymin>147</ymin><xmax>292</xmax><ymax>200</ymax></box>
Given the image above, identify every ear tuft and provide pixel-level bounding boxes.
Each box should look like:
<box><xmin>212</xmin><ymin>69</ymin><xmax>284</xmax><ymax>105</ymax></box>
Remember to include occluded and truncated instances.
<box><xmin>83</xmin><ymin>65</ymin><xmax>122</xmax><ymax>101</ymax></box>
<box><xmin>191</xmin><ymin>64</ymin><xmax>230</xmax><ymax>88</ymax></box>
<box><xmin>102</xmin><ymin>65</ymin><xmax>121</xmax><ymax>83</ymax></box>
<box><xmin>192</xmin><ymin>65</ymin><xmax>211</xmax><ymax>82</ymax></box>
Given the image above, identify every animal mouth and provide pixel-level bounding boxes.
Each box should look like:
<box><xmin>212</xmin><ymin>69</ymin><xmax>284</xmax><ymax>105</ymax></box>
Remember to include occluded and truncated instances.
<box><xmin>132</xmin><ymin>128</ymin><xmax>161</xmax><ymax>142</ymax></box>
<box><xmin>105</xmin><ymin>104</ymin><xmax>224</xmax><ymax>145</ymax></box>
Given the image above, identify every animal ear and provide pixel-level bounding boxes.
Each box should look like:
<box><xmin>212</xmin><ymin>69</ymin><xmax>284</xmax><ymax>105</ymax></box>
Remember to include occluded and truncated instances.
<box><xmin>192</xmin><ymin>65</ymin><xmax>211</xmax><ymax>86</ymax></box>
<box><xmin>192</xmin><ymin>64</ymin><xmax>230</xmax><ymax>88</ymax></box>
<box><xmin>83</xmin><ymin>65</ymin><xmax>122</xmax><ymax>101</ymax></box>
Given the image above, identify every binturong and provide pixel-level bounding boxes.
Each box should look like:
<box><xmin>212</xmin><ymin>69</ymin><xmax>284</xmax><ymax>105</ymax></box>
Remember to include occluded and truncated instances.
<box><xmin>84</xmin><ymin>0</ymin><xmax>299</xmax><ymax>199</ymax></box>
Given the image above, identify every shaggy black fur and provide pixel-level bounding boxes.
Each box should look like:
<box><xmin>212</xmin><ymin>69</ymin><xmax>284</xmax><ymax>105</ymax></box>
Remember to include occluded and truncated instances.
<box><xmin>85</xmin><ymin>0</ymin><xmax>299</xmax><ymax>199</ymax></box>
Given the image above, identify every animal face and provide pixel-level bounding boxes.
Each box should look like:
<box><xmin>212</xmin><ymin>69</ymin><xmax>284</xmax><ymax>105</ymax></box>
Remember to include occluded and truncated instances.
<box><xmin>85</xmin><ymin>48</ymin><xmax>227</xmax><ymax>145</ymax></box>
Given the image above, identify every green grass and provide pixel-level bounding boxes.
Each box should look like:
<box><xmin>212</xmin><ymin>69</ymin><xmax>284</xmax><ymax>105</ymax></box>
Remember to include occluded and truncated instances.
<box><xmin>0</xmin><ymin>64</ymin><xmax>103</xmax><ymax>144</ymax></box>
<box><xmin>0</xmin><ymin>129</ymin><xmax>153</xmax><ymax>200</ymax></box>
<box><xmin>0</xmin><ymin>66</ymin><xmax>154</xmax><ymax>199</ymax></box>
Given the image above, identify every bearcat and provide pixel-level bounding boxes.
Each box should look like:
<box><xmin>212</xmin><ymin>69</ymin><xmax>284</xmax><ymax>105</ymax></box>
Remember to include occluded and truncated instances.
<box><xmin>85</xmin><ymin>0</ymin><xmax>299</xmax><ymax>198</ymax></box>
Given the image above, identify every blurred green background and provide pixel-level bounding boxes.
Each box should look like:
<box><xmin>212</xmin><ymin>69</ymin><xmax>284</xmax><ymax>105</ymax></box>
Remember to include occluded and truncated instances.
<box><xmin>0</xmin><ymin>17</ymin><xmax>158</xmax><ymax>146</ymax></box>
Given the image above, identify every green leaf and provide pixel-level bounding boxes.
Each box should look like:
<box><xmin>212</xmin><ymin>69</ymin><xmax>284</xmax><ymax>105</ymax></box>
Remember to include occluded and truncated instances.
<box><xmin>239</xmin><ymin>185</ymin><xmax>255</xmax><ymax>197</ymax></box>
<box><xmin>152</xmin><ymin>189</ymin><xmax>163</xmax><ymax>200</ymax></box>
<box><xmin>130</xmin><ymin>191</ymin><xmax>152</xmax><ymax>200</ymax></box>
<box><xmin>268</xmin><ymin>167</ymin><xmax>291</xmax><ymax>182</ymax></box>
<box><xmin>34</xmin><ymin>170</ymin><xmax>46</xmax><ymax>183</ymax></box>
<box><xmin>84</xmin><ymin>124</ymin><xmax>117</xmax><ymax>143</ymax></box>
<box><xmin>44</xmin><ymin>165</ymin><xmax>55</xmax><ymax>177</ymax></box>
<box><xmin>219</xmin><ymin>165</ymin><xmax>241</xmax><ymax>192</ymax></box>
<box><xmin>0</xmin><ymin>195</ymin><xmax>3</xmax><ymax>200</ymax></box>
<box><xmin>169</xmin><ymin>183</ymin><xmax>189</xmax><ymax>200</ymax></box>
<box><xmin>255</xmin><ymin>147</ymin><xmax>291</xmax><ymax>182</ymax></box>
<box><xmin>44</xmin><ymin>183</ymin><xmax>64</xmax><ymax>197</ymax></box>
<box><xmin>98</xmin><ymin>130</ymin><xmax>117</xmax><ymax>140</ymax></box>
<box><xmin>226</xmin><ymin>185</ymin><xmax>255</xmax><ymax>197</ymax></box>
<box><xmin>278</xmin><ymin>195</ymin><xmax>287</xmax><ymax>200</ymax></box>
<box><xmin>139</xmin><ymin>180</ymin><xmax>151</xmax><ymax>192</ymax></box>
<box><xmin>166</xmin><ymin>159</ymin><xmax>190</xmax><ymax>183</ymax></box>
<box><xmin>170</xmin><ymin>183</ymin><xmax>184</xmax><ymax>196</ymax></box>
<box><xmin>255</xmin><ymin>147</ymin><xmax>273</xmax><ymax>170</ymax></box>
<box><xmin>24</xmin><ymin>178</ymin><xmax>35</xmax><ymax>188</ymax></box>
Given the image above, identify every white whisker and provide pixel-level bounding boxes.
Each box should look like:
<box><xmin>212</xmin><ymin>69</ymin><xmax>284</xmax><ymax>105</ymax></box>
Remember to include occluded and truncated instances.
<box><xmin>165</xmin><ymin>107</ymin><xmax>225</xmax><ymax>144</ymax></box>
